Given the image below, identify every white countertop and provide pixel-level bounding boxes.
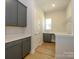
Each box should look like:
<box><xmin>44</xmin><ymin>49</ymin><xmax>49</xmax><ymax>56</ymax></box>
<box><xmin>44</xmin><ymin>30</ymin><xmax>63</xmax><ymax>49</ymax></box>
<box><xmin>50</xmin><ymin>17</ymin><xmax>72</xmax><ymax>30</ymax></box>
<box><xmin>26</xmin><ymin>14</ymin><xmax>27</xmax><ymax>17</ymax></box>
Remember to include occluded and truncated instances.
<box><xmin>5</xmin><ymin>34</ymin><xmax>31</xmax><ymax>43</ymax></box>
<box><xmin>44</xmin><ymin>32</ymin><xmax>73</xmax><ymax>36</ymax></box>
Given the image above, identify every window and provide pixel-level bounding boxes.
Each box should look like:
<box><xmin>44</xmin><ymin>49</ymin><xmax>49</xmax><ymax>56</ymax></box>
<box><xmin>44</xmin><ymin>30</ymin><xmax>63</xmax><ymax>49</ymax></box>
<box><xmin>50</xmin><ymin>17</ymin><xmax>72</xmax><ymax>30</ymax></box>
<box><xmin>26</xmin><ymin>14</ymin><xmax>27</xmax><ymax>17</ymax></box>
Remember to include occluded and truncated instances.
<box><xmin>45</xmin><ymin>18</ymin><xmax>52</xmax><ymax>30</ymax></box>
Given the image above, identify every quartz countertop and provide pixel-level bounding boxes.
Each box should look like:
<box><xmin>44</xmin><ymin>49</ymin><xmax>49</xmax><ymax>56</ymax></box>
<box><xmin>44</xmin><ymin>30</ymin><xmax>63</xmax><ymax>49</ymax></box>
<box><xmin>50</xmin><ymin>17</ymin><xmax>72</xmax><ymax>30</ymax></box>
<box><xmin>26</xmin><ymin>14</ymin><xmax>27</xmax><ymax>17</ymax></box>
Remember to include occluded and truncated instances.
<box><xmin>5</xmin><ymin>34</ymin><xmax>31</xmax><ymax>43</ymax></box>
<box><xmin>43</xmin><ymin>32</ymin><xmax>73</xmax><ymax>36</ymax></box>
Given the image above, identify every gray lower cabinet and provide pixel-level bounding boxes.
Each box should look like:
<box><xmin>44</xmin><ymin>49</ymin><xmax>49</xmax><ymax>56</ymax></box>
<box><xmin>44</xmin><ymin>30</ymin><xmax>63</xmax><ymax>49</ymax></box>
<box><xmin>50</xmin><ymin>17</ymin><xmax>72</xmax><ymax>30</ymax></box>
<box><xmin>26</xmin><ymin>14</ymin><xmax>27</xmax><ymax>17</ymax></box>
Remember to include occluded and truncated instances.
<box><xmin>5</xmin><ymin>40</ymin><xmax>22</xmax><ymax>59</ymax></box>
<box><xmin>43</xmin><ymin>33</ymin><xmax>55</xmax><ymax>42</ymax></box>
<box><xmin>22</xmin><ymin>37</ymin><xmax>31</xmax><ymax>57</ymax></box>
<box><xmin>5</xmin><ymin>37</ymin><xmax>31</xmax><ymax>59</ymax></box>
<box><xmin>43</xmin><ymin>33</ymin><xmax>52</xmax><ymax>42</ymax></box>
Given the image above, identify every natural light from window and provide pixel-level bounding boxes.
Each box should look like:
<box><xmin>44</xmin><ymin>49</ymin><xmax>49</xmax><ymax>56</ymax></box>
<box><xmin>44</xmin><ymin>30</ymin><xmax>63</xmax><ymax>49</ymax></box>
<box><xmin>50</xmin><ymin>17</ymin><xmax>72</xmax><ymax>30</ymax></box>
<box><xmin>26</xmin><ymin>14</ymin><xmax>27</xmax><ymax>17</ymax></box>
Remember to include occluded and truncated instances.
<box><xmin>45</xmin><ymin>18</ymin><xmax>52</xmax><ymax>30</ymax></box>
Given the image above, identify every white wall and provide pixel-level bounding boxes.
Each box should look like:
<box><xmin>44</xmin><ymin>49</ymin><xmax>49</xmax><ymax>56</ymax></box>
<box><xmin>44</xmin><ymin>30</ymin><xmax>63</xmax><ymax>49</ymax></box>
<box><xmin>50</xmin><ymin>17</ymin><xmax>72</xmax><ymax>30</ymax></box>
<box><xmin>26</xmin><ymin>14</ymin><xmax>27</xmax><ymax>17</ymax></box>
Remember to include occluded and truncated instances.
<box><xmin>66</xmin><ymin>1</ymin><xmax>72</xmax><ymax>19</ymax></box>
<box><xmin>44</xmin><ymin>0</ymin><xmax>73</xmax><ymax>34</ymax></box>
<box><xmin>45</xmin><ymin>10</ymin><xmax>67</xmax><ymax>33</ymax></box>
<box><xmin>66</xmin><ymin>0</ymin><xmax>74</xmax><ymax>34</ymax></box>
<box><xmin>31</xmin><ymin>1</ymin><xmax>45</xmax><ymax>53</ymax></box>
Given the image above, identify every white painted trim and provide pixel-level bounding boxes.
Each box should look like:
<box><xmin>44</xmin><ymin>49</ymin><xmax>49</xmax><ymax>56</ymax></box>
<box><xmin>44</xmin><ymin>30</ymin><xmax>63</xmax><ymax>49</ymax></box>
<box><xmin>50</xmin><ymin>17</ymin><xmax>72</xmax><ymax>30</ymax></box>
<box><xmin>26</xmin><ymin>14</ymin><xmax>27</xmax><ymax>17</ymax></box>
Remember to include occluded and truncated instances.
<box><xmin>30</xmin><ymin>40</ymin><xmax>43</xmax><ymax>54</ymax></box>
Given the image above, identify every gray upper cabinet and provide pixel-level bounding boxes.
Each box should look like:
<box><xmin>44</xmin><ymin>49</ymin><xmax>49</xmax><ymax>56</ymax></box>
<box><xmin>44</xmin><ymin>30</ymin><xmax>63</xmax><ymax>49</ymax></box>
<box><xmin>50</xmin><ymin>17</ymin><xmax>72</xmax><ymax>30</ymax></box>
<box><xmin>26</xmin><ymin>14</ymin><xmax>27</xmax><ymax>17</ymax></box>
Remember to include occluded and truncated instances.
<box><xmin>18</xmin><ymin>2</ymin><xmax>26</xmax><ymax>27</ymax></box>
<box><xmin>6</xmin><ymin>0</ymin><xmax>18</xmax><ymax>26</ymax></box>
<box><xmin>6</xmin><ymin>0</ymin><xmax>27</xmax><ymax>27</ymax></box>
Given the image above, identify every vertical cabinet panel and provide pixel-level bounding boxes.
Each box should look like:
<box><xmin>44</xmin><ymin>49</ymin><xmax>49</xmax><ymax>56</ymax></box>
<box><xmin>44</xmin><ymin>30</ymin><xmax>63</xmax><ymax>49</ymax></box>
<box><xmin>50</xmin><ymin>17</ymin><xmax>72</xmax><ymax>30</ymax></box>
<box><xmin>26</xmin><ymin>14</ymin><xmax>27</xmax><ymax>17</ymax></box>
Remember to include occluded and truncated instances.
<box><xmin>18</xmin><ymin>2</ymin><xmax>26</xmax><ymax>27</ymax></box>
<box><xmin>6</xmin><ymin>0</ymin><xmax>18</xmax><ymax>25</ymax></box>
<box><xmin>6</xmin><ymin>0</ymin><xmax>26</xmax><ymax>27</ymax></box>
<box><xmin>22</xmin><ymin>37</ymin><xmax>31</xmax><ymax>57</ymax></box>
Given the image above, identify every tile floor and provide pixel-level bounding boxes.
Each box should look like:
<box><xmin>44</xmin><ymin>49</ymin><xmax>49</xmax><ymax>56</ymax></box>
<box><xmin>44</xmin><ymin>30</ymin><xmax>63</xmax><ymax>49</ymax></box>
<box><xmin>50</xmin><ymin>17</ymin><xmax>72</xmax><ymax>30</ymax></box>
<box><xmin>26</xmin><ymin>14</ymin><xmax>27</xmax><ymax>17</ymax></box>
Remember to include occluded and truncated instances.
<box><xmin>24</xmin><ymin>43</ymin><xmax>55</xmax><ymax>59</ymax></box>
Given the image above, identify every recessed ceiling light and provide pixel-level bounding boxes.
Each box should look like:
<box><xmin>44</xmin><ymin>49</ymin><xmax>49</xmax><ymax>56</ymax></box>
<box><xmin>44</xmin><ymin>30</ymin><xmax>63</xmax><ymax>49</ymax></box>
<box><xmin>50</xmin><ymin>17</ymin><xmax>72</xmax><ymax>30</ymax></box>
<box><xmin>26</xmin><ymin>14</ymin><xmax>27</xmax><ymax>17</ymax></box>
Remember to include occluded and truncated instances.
<box><xmin>52</xmin><ymin>4</ymin><xmax>55</xmax><ymax>7</ymax></box>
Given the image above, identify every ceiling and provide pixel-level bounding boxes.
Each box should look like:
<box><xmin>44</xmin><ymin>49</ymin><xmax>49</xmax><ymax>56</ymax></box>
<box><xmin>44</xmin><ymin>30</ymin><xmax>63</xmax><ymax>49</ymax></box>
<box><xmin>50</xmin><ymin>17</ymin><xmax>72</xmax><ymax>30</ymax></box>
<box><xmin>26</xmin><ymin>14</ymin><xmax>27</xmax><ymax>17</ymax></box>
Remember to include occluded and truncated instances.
<box><xmin>34</xmin><ymin>0</ymin><xmax>70</xmax><ymax>13</ymax></box>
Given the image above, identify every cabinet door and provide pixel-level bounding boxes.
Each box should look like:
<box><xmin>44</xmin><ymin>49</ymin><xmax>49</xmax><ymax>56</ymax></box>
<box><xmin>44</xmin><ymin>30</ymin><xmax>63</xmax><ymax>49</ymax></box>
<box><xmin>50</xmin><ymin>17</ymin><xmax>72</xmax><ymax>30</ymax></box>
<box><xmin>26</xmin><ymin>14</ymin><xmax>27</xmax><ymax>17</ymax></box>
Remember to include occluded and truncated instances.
<box><xmin>22</xmin><ymin>37</ymin><xmax>31</xmax><ymax>57</ymax></box>
<box><xmin>18</xmin><ymin>2</ymin><xmax>26</xmax><ymax>27</ymax></box>
<box><xmin>6</xmin><ymin>0</ymin><xmax>18</xmax><ymax>26</ymax></box>
<box><xmin>5</xmin><ymin>41</ymin><xmax>22</xmax><ymax>59</ymax></box>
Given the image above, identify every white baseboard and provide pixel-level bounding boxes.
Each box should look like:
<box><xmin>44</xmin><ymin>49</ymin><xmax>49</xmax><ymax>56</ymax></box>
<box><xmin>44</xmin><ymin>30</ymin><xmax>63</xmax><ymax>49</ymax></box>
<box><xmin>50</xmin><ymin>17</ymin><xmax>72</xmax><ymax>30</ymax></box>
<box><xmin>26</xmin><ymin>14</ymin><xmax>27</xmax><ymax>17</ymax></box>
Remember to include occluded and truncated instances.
<box><xmin>30</xmin><ymin>41</ymin><xmax>43</xmax><ymax>54</ymax></box>
<box><xmin>30</xmin><ymin>48</ymin><xmax>36</xmax><ymax>54</ymax></box>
